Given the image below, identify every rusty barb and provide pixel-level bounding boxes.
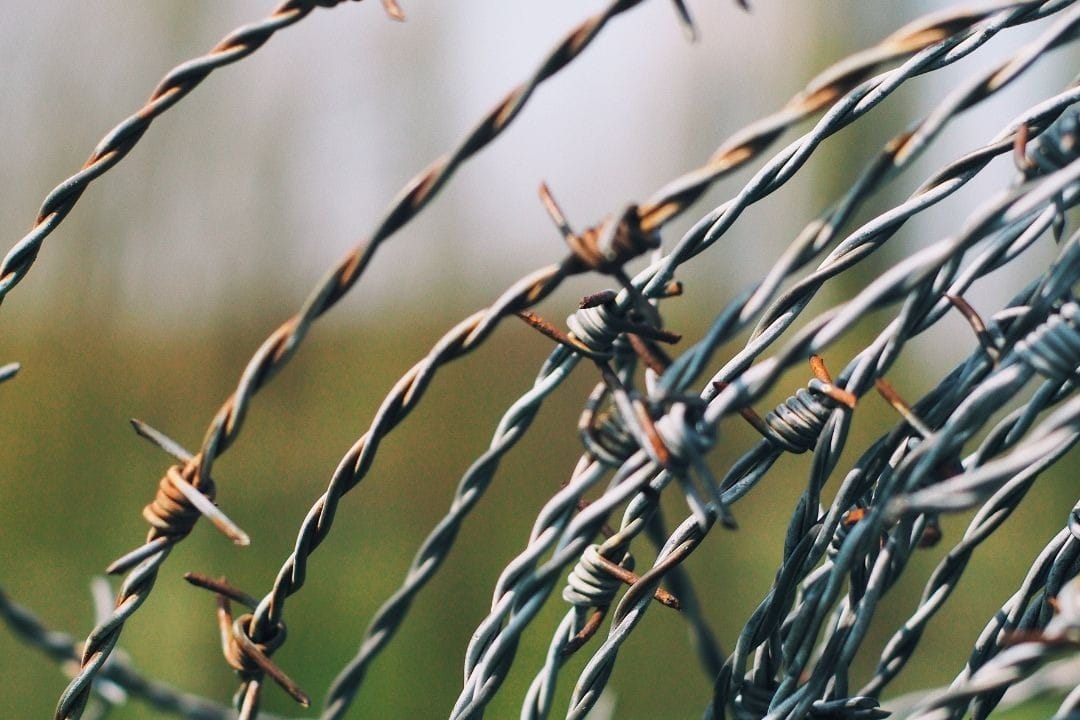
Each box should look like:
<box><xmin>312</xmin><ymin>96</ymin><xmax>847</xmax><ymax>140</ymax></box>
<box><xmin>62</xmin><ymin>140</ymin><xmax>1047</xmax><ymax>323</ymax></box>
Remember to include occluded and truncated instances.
<box><xmin>184</xmin><ymin>573</ymin><xmax>310</xmax><ymax>716</ymax></box>
<box><xmin>562</xmin><ymin>548</ymin><xmax>682</xmax><ymax>657</ymax></box>
<box><xmin>714</xmin><ymin>355</ymin><xmax>857</xmax><ymax>455</ymax></box>
<box><xmin>516</xmin><ymin>182</ymin><xmax>680</xmax><ymax>360</ymax></box>
<box><xmin>541</xmin><ymin>182</ymin><xmax>660</xmax><ymax>291</ymax></box>
<box><xmin>107</xmin><ymin>420</ymin><xmax>249</xmax><ymax>576</ymax></box>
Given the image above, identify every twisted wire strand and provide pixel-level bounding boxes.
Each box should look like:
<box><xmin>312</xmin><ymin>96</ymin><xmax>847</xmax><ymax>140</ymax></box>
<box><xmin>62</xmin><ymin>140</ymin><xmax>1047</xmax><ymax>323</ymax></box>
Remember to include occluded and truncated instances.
<box><xmin>189</xmin><ymin>0</ymin><xmax>1070</xmax><ymax>513</ymax></box>
<box><xmin>517</xmin><ymin>354</ymin><xmax>852</xmax><ymax>718</ymax></box>
<box><xmin>888</xmin><ymin>381</ymin><xmax>1080</xmax><ymax>519</ymax></box>
<box><xmin>641</xmin><ymin>158</ymin><xmax>1073</xmax><ymax>720</ymax></box>
<box><xmin>540</xmin><ymin>115</ymin><xmax>1071</xmax><ymax>720</ymax></box>
<box><xmin>0</xmin><ymin>584</ymin><xmax>281</xmax><ymax>720</ymax></box>
<box><xmin>706</xmin><ymin>246</ymin><xmax>1080</xmax><ymax>716</ymax></box>
<box><xmin>66</xmin><ymin>11</ymin><xmax>1069</xmax><ymax>716</ymax></box>
<box><xmin>951</xmin><ymin>527</ymin><xmax>1080</xmax><ymax>719</ymax></box>
<box><xmin>728</xmin><ymin>405</ymin><xmax>984</xmax><ymax>713</ymax></box>
<box><xmin>522</xmin><ymin>495</ymin><xmax>723</xmax><ymax>720</ymax></box>
<box><xmin>238</xmin><ymin>173</ymin><xmax>668</xmax><ymax>716</ymax></box>
<box><xmin>537</xmin><ymin>19</ymin><xmax>1080</xmax><ymax>712</ymax></box>
<box><xmin>640</xmin><ymin>0</ymin><xmax>1075</xmax><ymax>302</ymax></box>
<box><xmin>455</xmin><ymin>118</ymin><xmax>1078</xmax><ymax>718</ymax></box>
<box><xmin>880</xmin><ymin>523</ymin><xmax>1076</xmax><ymax>716</ymax></box>
<box><xmin>251</xmin><ymin>4</ymin><xmax>1080</xmax><ymax>714</ymax></box>
<box><xmin>734</xmin><ymin>170</ymin><xmax>1079</xmax><ymax>720</ymax></box>
<box><xmin>901</xmin><ymin>574</ymin><xmax>1080</xmax><ymax>720</ymax></box>
<box><xmin>58</xmin><ymin>1</ymin><xmax>672</xmax><ymax>715</ymax></box>
<box><xmin>557</xmin><ymin>95</ymin><xmax>1080</xmax><ymax>716</ymax></box>
<box><xmin>563</xmin><ymin>364</ymin><xmax>864</xmax><ymax>718</ymax></box>
<box><xmin>452</xmin><ymin>453</ymin><xmax>669</xmax><ymax>719</ymax></box>
<box><xmin>189</xmin><ymin>0</ymin><xmax>673</xmax><ymax>493</ymax></box>
<box><xmin>241</xmin><ymin>194</ymin><xmax>667</xmax><ymax>651</ymax></box>
<box><xmin>0</xmin><ymin>0</ymin><xmax>377</xmax><ymax>306</ymax></box>
<box><xmin>180</xmin><ymin>0</ymin><xmax>1052</xmax><ymax>592</ymax></box>
<box><xmin>700</xmin><ymin>154</ymin><xmax>1079</xmax><ymax>437</ymax></box>
<box><xmin>566</xmin><ymin>513</ymin><xmax>710</xmax><ymax>720</ymax></box>
<box><xmin>861</xmin><ymin>379</ymin><xmax>1077</xmax><ymax>696</ymax></box>
<box><xmin>16</xmin><ymin>1</ymin><xmax>1074</xmax><ymax>717</ymax></box>
<box><xmin>801</xmin><ymin>382</ymin><xmax>1079</xmax><ymax>713</ymax></box>
<box><xmin>632</xmin><ymin>0</ymin><xmax>1069</xmax><ymax>234</ymax></box>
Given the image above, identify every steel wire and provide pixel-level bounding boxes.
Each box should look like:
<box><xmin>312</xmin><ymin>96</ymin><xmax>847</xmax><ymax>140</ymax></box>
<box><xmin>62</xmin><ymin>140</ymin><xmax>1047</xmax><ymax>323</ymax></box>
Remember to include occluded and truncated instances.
<box><xmin>0</xmin><ymin>0</ymin><xmax>388</xmax><ymax>307</ymax></box>
<box><xmin>2</xmin><ymin>1</ymin><xmax>1076</xmax><ymax>718</ymax></box>
<box><xmin>450</xmin><ymin>122</ymin><xmax>1078</xmax><ymax>718</ymax></box>
<box><xmin>439</xmin><ymin>13</ymin><xmax>1080</xmax><ymax>718</ymax></box>
<box><xmin>0</xmin><ymin>583</ymin><xmax>287</xmax><ymax>720</ymax></box>
<box><xmin>52</xmin><ymin>1</ymin><xmax>680</xmax><ymax>715</ymax></box>
<box><xmin>308</xmin><ymin>7</ymin><xmax>1080</xmax><ymax>718</ymax></box>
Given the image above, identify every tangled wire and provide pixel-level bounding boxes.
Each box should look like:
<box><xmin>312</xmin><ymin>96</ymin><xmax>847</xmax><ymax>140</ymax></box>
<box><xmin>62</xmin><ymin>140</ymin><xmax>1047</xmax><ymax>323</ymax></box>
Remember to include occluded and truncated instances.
<box><xmin>1</xmin><ymin>1</ymin><xmax>1077</xmax><ymax>719</ymax></box>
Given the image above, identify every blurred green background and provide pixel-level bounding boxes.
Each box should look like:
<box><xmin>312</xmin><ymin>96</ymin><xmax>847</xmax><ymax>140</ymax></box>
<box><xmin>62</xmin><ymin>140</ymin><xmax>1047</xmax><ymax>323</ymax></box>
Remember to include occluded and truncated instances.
<box><xmin>1</xmin><ymin>2</ymin><xmax>1075</xmax><ymax>718</ymax></box>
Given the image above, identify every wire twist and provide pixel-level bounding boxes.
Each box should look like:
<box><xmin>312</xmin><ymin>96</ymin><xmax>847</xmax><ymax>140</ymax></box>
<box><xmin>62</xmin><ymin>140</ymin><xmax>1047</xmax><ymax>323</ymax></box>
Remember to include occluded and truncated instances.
<box><xmin>761</xmin><ymin>378</ymin><xmax>855</xmax><ymax>454</ymax></box>
<box><xmin>10</xmin><ymin>1</ymin><xmax>1075</xmax><ymax>718</ymax></box>
<box><xmin>0</xmin><ymin>0</ymin><xmax>385</xmax><ymax>306</ymax></box>
<box><xmin>141</xmin><ymin>465</ymin><xmax>214</xmax><ymax>542</ymax></box>
<box><xmin>1014</xmin><ymin>299</ymin><xmax>1080</xmax><ymax>382</ymax></box>
<box><xmin>54</xmin><ymin>1</ymin><xmax>672</xmax><ymax>715</ymax></box>
<box><xmin>452</xmin><ymin>8</ymin><xmax>1080</xmax><ymax>715</ymax></box>
<box><xmin>563</xmin><ymin>546</ymin><xmax>635</xmax><ymax>610</ymax></box>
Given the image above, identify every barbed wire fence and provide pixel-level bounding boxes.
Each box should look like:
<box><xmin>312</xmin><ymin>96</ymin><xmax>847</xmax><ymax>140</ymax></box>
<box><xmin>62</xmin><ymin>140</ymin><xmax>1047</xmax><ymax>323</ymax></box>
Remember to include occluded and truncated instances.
<box><xmin>1</xmin><ymin>1</ymin><xmax>1077</xmax><ymax>719</ymax></box>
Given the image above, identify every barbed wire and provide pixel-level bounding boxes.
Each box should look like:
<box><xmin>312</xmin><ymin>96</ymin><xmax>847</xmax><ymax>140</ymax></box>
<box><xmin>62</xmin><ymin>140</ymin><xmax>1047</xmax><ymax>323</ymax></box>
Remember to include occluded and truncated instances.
<box><xmin>47</xmin><ymin>1</ymin><xmax>699</xmax><ymax>716</ymax></box>
<box><xmin>292</xmin><ymin>6</ymin><xmax>1080</xmax><ymax>718</ymax></box>
<box><xmin>897</xmin><ymin>554</ymin><xmax>1080</xmax><ymax>719</ymax></box>
<box><xmin>598</xmin><ymin>163</ymin><xmax>1078</xmax><ymax>720</ymax></box>
<box><xmin>0</xmin><ymin>580</ymin><xmax>292</xmax><ymax>720</ymax></box>
<box><xmin>443</xmin><ymin>6</ymin><xmax>1080</xmax><ymax>718</ymax></box>
<box><xmin>2</xmin><ymin>1</ymin><xmax>1076</xmax><ymax>719</ymax></box>
<box><xmin>0</xmin><ymin>0</ymin><xmax>401</xmax><ymax>308</ymax></box>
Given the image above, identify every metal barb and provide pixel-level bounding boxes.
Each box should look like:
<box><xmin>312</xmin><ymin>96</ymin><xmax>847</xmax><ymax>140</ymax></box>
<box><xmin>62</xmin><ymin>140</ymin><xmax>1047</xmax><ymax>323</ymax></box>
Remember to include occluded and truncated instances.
<box><xmin>188</xmin><ymin>579</ymin><xmax>311</xmax><ymax>712</ymax></box>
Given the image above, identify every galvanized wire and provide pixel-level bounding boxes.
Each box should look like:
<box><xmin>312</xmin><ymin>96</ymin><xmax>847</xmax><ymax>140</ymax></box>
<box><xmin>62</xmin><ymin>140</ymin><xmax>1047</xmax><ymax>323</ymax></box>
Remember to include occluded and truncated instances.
<box><xmin>295</xmin><ymin>6</ymin><xmax>1080</xmax><ymax>718</ymax></box>
<box><xmin>2</xmin><ymin>1</ymin><xmax>1076</xmax><ymax>719</ymax></box>
<box><xmin>0</xmin><ymin>582</ymin><xmax>288</xmax><ymax>720</ymax></box>
<box><xmin>443</xmin><ymin>6</ymin><xmax>1080</xmax><ymax>718</ymax></box>
<box><xmin>896</xmin><ymin>550</ymin><xmax>1080</xmax><ymax>719</ymax></box>
<box><xmin>0</xmin><ymin>0</ymin><xmax>390</xmax><ymax>308</ymax></box>
<box><xmin>49</xmin><ymin>1</ymin><xmax>684</xmax><ymax>716</ymax></box>
<box><xmin>557</xmin><ymin>157</ymin><xmax>1080</xmax><ymax>720</ymax></box>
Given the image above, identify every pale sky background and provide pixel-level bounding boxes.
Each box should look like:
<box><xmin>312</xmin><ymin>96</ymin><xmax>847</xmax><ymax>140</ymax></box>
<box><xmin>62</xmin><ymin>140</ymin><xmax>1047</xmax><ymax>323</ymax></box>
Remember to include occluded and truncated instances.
<box><xmin>0</xmin><ymin>1</ymin><xmax>1074</xmax><ymax>341</ymax></box>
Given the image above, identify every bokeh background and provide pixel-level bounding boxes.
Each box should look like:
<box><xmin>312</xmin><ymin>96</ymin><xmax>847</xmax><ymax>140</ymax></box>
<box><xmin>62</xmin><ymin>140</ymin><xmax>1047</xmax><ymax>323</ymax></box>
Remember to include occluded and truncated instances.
<box><xmin>1</xmin><ymin>1</ymin><xmax>1075</xmax><ymax>718</ymax></box>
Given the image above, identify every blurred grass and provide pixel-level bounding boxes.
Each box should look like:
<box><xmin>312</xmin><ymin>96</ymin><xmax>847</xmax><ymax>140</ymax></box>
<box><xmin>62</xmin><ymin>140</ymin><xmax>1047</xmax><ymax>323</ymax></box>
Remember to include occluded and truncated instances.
<box><xmin>0</xmin><ymin>289</ymin><xmax>1073</xmax><ymax>719</ymax></box>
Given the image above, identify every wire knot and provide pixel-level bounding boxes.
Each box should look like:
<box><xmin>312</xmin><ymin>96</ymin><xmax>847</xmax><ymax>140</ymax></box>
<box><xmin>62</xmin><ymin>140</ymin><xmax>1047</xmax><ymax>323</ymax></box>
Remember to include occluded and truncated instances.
<box><xmin>1014</xmin><ymin>300</ymin><xmax>1079</xmax><ymax>382</ymax></box>
<box><xmin>566</xmin><ymin>302</ymin><xmax>623</xmax><ymax>355</ymax></box>
<box><xmin>563</xmin><ymin>545</ymin><xmax>633</xmax><ymax>609</ymax></box>
<box><xmin>579</xmin><ymin>382</ymin><xmax>638</xmax><ymax>465</ymax></box>
<box><xmin>653</xmin><ymin>402</ymin><xmax>714</xmax><ymax>469</ymax></box>
<box><xmin>224</xmin><ymin>613</ymin><xmax>288</xmax><ymax>680</ymax></box>
<box><xmin>762</xmin><ymin>377</ymin><xmax>853</xmax><ymax>454</ymax></box>
<box><xmin>564</xmin><ymin>205</ymin><xmax>659</xmax><ymax>275</ymax></box>
<box><xmin>184</xmin><ymin>573</ymin><xmax>311</xmax><ymax>710</ymax></box>
<box><xmin>143</xmin><ymin>464</ymin><xmax>214</xmax><ymax>541</ymax></box>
